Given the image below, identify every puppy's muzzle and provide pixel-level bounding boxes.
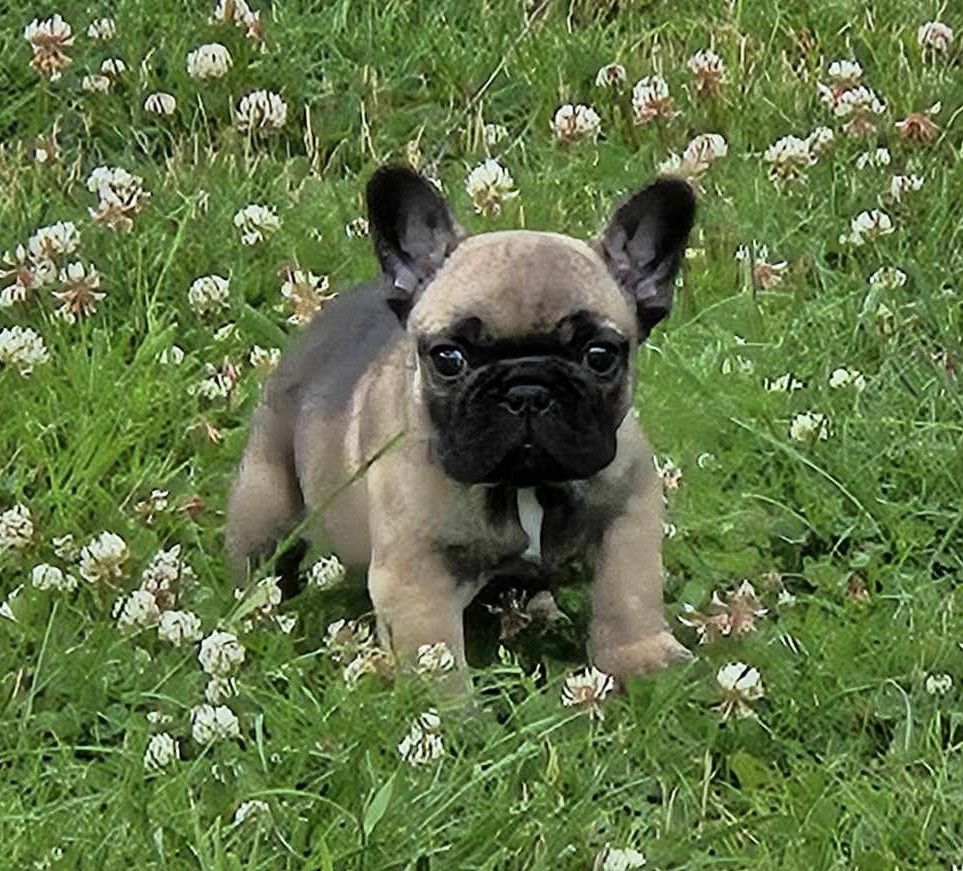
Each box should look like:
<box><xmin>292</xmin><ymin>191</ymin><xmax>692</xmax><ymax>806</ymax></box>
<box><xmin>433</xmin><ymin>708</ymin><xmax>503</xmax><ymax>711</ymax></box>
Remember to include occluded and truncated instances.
<box><xmin>500</xmin><ymin>383</ymin><xmax>555</xmax><ymax>417</ymax></box>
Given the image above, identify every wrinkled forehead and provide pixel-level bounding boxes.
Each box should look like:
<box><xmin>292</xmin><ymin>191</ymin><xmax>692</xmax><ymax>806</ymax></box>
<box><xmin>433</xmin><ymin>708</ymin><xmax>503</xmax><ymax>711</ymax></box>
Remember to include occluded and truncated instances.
<box><xmin>409</xmin><ymin>230</ymin><xmax>635</xmax><ymax>338</ymax></box>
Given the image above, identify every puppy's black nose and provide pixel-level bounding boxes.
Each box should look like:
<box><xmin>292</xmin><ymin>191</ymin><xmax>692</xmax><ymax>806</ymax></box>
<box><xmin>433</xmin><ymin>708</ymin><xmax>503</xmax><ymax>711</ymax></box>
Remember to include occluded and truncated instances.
<box><xmin>502</xmin><ymin>384</ymin><xmax>554</xmax><ymax>416</ymax></box>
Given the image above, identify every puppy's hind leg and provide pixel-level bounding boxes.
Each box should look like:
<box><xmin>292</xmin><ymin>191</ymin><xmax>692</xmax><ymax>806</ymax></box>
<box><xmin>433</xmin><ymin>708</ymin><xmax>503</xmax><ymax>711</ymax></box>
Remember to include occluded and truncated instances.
<box><xmin>226</xmin><ymin>403</ymin><xmax>306</xmax><ymax>597</ymax></box>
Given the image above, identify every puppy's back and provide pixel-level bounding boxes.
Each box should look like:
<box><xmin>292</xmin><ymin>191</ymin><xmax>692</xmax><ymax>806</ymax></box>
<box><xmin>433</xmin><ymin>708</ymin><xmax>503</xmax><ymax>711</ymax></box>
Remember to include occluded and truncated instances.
<box><xmin>269</xmin><ymin>280</ymin><xmax>402</xmax><ymax>412</ymax></box>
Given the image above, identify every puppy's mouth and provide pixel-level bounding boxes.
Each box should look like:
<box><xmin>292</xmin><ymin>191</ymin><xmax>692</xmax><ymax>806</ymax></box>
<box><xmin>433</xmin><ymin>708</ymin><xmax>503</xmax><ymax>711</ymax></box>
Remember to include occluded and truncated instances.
<box><xmin>488</xmin><ymin>439</ymin><xmax>571</xmax><ymax>488</ymax></box>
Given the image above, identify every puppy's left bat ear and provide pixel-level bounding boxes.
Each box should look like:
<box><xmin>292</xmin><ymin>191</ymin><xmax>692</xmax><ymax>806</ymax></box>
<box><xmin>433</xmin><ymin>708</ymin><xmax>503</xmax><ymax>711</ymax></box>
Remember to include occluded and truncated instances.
<box><xmin>366</xmin><ymin>165</ymin><xmax>464</xmax><ymax>322</ymax></box>
<box><xmin>599</xmin><ymin>177</ymin><xmax>696</xmax><ymax>341</ymax></box>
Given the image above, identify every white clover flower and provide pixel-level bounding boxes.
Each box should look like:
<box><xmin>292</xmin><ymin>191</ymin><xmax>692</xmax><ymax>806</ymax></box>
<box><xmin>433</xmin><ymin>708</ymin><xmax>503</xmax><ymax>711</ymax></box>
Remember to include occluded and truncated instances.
<box><xmin>918</xmin><ymin>21</ymin><xmax>954</xmax><ymax>54</ymax></box>
<box><xmin>24</xmin><ymin>14</ymin><xmax>75</xmax><ymax>80</ymax></box>
<box><xmin>146</xmin><ymin>710</ymin><xmax>173</xmax><ymax>726</ymax></box>
<box><xmin>827</xmin><ymin>59</ymin><xmax>863</xmax><ymax>85</ymax></box>
<box><xmin>0</xmin><ymin>326</ymin><xmax>50</xmax><ymax>376</ymax></box>
<box><xmin>279</xmin><ymin>269</ymin><xmax>334</xmax><ymax>325</ymax></box>
<box><xmin>28</xmin><ymin>221</ymin><xmax>79</xmax><ymax>261</ymax></box>
<box><xmin>144</xmin><ymin>732</ymin><xmax>179</xmax><ymax>771</ymax></box>
<box><xmin>734</xmin><ymin>242</ymin><xmax>788</xmax><ymax>289</ymax></box>
<box><xmin>763</xmin><ymin>135</ymin><xmax>817</xmax><ymax>185</ymax></box>
<box><xmin>465</xmin><ymin>159</ymin><xmax>519</xmax><ymax>217</ymax></box>
<box><xmin>100</xmin><ymin>57</ymin><xmax>126</xmax><ymax>78</ymax></box>
<box><xmin>343</xmin><ymin>646</ymin><xmax>394</xmax><ymax>688</ymax></box>
<box><xmin>234</xmin><ymin>574</ymin><xmax>283</xmax><ymax>630</ymax></box>
<box><xmin>924</xmin><ymin>673</ymin><xmax>952</xmax><ymax>695</ymax></box>
<box><xmin>190</xmin><ymin>703</ymin><xmax>240</xmax><ymax>744</ymax></box>
<box><xmin>888</xmin><ymin>174</ymin><xmax>924</xmax><ymax>202</ymax></box>
<box><xmin>205</xmin><ymin>676</ymin><xmax>239</xmax><ymax>704</ymax></box>
<box><xmin>345</xmin><ymin>216</ymin><xmax>370</xmax><ymax>238</ymax></box>
<box><xmin>679</xmin><ymin>580</ymin><xmax>767</xmax><ymax>645</ymax></box>
<box><xmin>275</xmin><ymin>613</ymin><xmax>297</xmax><ymax>634</ymax></box>
<box><xmin>186</xmin><ymin>43</ymin><xmax>232</xmax><ymax>79</ymax></box>
<box><xmin>0</xmin><ymin>586</ymin><xmax>23</xmax><ymax>622</ymax></box>
<box><xmin>764</xmin><ymin>373</ymin><xmax>804</xmax><ymax>392</ymax></box>
<box><xmin>561</xmin><ymin>666</ymin><xmax>615</xmax><ymax>718</ymax></box>
<box><xmin>82</xmin><ymin>74</ymin><xmax>112</xmax><ymax>93</ymax></box>
<box><xmin>777</xmin><ymin>589</ymin><xmax>797</xmax><ymax>607</ymax></box>
<box><xmin>599</xmin><ymin>845</ymin><xmax>648</xmax><ymax>871</ymax></box>
<box><xmin>834</xmin><ymin>86</ymin><xmax>886</xmax><ymax>137</ymax></box>
<box><xmin>87</xmin><ymin>17</ymin><xmax>116</xmax><ymax>40</ymax></box>
<box><xmin>194</xmin><ymin>358</ymin><xmax>241</xmax><ymax>401</ymax></box>
<box><xmin>86</xmin><ymin>166</ymin><xmax>151</xmax><ymax>232</ymax></box>
<box><xmin>236</xmin><ymin>90</ymin><xmax>288</xmax><ymax>132</ymax></box>
<box><xmin>895</xmin><ymin>103</ymin><xmax>941</xmax><ymax>143</ymax></box>
<box><xmin>77</xmin><ymin>531</ymin><xmax>129</xmax><ymax>582</ymax></box>
<box><xmin>307</xmin><ymin>554</ymin><xmax>346</xmax><ymax>589</ymax></box>
<box><xmin>805</xmin><ymin>125</ymin><xmax>835</xmax><ymax>157</ymax></box>
<box><xmin>134</xmin><ymin>489</ymin><xmax>170</xmax><ymax>524</ymax></box>
<box><xmin>550</xmin><ymin>104</ymin><xmax>602</xmax><ymax>143</ymax></box>
<box><xmin>631</xmin><ymin>75</ymin><xmax>676</xmax><ymax>124</ymax></box>
<box><xmin>211</xmin><ymin>0</ymin><xmax>254</xmax><ymax>24</ymax></box>
<box><xmin>1</xmin><ymin>243</ymin><xmax>57</xmax><ymax>307</ymax></box>
<box><xmin>158</xmin><ymin>610</ymin><xmax>203</xmax><ymax>646</ymax></box>
<box><xmin>141</xmin><ymin>541</ymin><xmax>193</xmax><ymax>590</ymax></box>
<box><xmin>397</xmin><ymin>710</ymin><xmax>444</xmax><ymax>766</ymax></box>
<box><xmin>840</xmin><ymin>209</ymin><xmax>894</xmax><ymax>246</ymax></box>
<box><xmin>416</xmin><ymin>642</ymin><xmax>455</xmax><ymax>674</ymax></box>
<box><xmin>159</xmin><ymin>345</ymin><xmax>185</xmax><ymax>365</ymax></box>
<box><xmin>116</xmin><ymin>589</ymin><xmax>161</xmax><ymax>631</ymax></box>
<box><xmin>233</xmin><ymin>799</ymin><xmax>271</xmax><ymax>825</ymax></box>
<box><xmin>0</xmin><ymin>504</ymin><xmax>34</xmax><ymax>551</ymax></box>
<box><xmin>211</xmin><ymin>0</ymin><xmax>263</xmax><ymax>42</ymax></box>
<box><xmin>688</xmin><ymin>48</ymin><xmax>725</xmax><ymax>95</ymax></box>
<box><xmin>687</xmin><ymin>132</ymin><xmax>728</xmax><ymax>163</ymax></box>
<box><xmin>789</xmin><ymin>411</ymin><xmax>830</xmax><ymax>442</ymax></box>
<box><xmin>51</xmin><ymin>534</ymin><xmax>77</xmax><ymax>560</ymax></box>
<box><xmin>482</xmin><ymin>124</ymin><xmax>508</xmax><ymax>148</ymax></box>
<box><xmin>661</xmin><ymin>133</ymin><xmax>727</xmax><ymax>179</ymax></box>
<box><xmin>715</xmin><ymin>662</ymin><xmax>764</xmax><ymax>719</ymax></box>
<box><xmin>594</xmin><ymin>62</ymin><xmax>627</xmax><ymax>88</ymax></box>
<box><xmin>325</xmin><ymin>618</ymin><xmax>372</xmax><ymax>662</ymax></box>
<box><xmin>868</xmin><ymin>266</ymin><xmax>907</xmax><ymax>289</ymax></box>
<box><xmin>652</xmin><ymin>455</ymin><xmax>682</xmax><ymax>493</ymax></box>
<box><xmin>855</xmin><ymin>147</ymin><xmax>891</xmax><ymax>170</ymax></box>
<box><xmin>144</xmin><ymin>92</ymin><xmax>177</xmax><ymax>115</ymax></box>
<box><xmin>233</xmin><ymin>204</ymin><xmax>281</xmax><ymax>245</ymax></box>
<box><xmin>828</xmin><ymin>367</ymin><xmax>866</xmax><ymax>391</ymax></box>
<box><xmin>249</xmin><ymin>345</ymin><xmax>280</xmax><ymax>373</ymax></box>
<box><xmin>199</xmin><ymin>630</ymin><xmax>246</xmax><ymax>676</ymax></box>
<box><xmin>679</xmin><ymin>600</ymin><xmax>731</xmax><ymax>645</ymax></box>
<box><xmin>31</xmin><ymin>563</ymin><xmax>78</xmax><ymax>592</ymax></box>
<box><xmin>53</xmin><ymin>261</ymin><xmax>105</xmax><ymax>324</ymax></box>
<box><xmin>188</xmin><ymin>274</ymin><xmax>231</xmax><ymax>315</ymax></box>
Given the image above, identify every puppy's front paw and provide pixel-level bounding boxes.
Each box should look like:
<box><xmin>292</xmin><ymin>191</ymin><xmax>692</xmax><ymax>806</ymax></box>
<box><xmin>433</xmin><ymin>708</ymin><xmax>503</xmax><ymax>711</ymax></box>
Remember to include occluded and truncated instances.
<box><xmin>593</xmin><ymin>631</ymin><xmax>692</xmax><ymax>689</ymax></box>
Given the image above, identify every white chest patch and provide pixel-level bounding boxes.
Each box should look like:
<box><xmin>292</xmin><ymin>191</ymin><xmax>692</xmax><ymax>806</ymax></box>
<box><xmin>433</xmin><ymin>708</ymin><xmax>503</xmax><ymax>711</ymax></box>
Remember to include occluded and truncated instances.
<box><xmin>516</xmin><ymin>487</ymin><xmax>544</xmax><ymax>563</ymax></box>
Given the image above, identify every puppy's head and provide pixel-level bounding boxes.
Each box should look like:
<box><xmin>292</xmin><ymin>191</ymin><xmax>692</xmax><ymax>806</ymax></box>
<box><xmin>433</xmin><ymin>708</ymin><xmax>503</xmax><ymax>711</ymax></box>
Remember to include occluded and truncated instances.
<box><xmin>366</xmin><ymin>166</ymin><xmax>695</xmax><ymax>487</ymax></box>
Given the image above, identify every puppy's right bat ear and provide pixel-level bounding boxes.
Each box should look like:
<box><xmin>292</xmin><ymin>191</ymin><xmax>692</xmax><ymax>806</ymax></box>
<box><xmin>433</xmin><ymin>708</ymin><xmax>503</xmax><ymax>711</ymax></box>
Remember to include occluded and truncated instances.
<box><xmin>366</xmin><ymin>165</ymin><xmax>463</xmax><ymax>323</ymax></box>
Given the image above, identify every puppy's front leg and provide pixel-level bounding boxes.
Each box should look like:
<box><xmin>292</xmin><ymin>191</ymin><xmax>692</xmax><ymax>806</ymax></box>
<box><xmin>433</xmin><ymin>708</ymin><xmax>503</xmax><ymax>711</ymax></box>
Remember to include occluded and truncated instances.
<box><xmin>588</xmin><ymin>468</ymin><xmax>691</xmax><ymax>688</ymax></box>
<box><xmin>367</xmin><ymin>549</ymin><xmax>480</xmax><ymax>675</ymax></box>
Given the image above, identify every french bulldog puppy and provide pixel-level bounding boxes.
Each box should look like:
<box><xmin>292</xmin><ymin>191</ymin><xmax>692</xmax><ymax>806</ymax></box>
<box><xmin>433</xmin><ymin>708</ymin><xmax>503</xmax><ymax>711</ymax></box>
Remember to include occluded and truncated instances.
<box><xmin>226</xmin><ymin>165</ymin><xmax>696</xmax><ymax>688</ymax></box>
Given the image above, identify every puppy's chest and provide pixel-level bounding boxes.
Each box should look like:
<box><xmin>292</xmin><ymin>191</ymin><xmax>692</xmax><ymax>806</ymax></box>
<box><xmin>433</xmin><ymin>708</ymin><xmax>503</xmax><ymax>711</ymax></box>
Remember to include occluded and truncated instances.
<box><xmin>444</xmin><ymin>484</ymin><xmax>593</xmax><ymax>583</ymax></box>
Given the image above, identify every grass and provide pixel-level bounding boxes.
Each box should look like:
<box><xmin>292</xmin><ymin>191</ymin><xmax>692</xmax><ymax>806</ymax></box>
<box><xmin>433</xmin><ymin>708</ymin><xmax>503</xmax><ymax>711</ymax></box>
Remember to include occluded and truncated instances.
<box><xmin>1</xmin><ymin>0</ymin><xmax>962</xmax><ymax>868</ymax></box>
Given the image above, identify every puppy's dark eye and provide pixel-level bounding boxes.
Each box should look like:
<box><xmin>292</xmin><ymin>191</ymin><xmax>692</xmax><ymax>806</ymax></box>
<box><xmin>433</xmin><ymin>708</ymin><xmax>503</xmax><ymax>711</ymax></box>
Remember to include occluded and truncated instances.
<box><xmin>584</xmin><ymin>343</ymin><xmax>620</xmax><ymax>375</ymax></box>
<box><xmin>429</xmin><ymin>345</ymin><xmax>467</xmax><ymax>377</ymax></box>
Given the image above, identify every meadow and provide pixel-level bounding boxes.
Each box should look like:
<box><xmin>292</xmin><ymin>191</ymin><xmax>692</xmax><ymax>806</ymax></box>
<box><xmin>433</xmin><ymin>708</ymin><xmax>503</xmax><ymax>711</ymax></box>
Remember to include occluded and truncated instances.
<box><xmin>1</xmin><ymin>1</ymin><xmax>962</xmax><ymax>868</ymax></box>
